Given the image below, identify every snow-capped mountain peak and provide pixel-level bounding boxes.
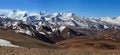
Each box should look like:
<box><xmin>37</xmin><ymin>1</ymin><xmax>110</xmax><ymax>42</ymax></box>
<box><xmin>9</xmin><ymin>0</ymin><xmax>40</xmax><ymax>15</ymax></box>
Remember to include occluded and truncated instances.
<box><xmin>0</xmin><ymin>9</ymin><xmax>120</xmax><ymax>30</ymax></box>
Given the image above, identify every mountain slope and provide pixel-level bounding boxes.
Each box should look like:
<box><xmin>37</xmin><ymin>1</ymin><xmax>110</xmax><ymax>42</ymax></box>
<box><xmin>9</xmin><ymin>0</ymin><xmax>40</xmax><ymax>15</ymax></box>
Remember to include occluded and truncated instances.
<box><xmin>0</xmin><ymin>29</ymin><xmax>60</xmax><ymax>49</ymax></box>
<box><xmin>57</xmin><ymin>29</ymin><xmax>120</xmax><ymax>50</ymax></box>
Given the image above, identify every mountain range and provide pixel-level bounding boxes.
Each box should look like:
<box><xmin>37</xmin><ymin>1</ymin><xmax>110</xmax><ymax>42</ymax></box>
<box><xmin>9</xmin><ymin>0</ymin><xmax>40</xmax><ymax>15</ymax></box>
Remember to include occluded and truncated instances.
<box><xmin>0</xmin><ymin>10</ymin><xmax>120</xmax><ymax>50</ymax></box>
<box><xmin>1</xmin><ymin>10</ymin><xmax>120</xmax><ymax>29</ymax></box>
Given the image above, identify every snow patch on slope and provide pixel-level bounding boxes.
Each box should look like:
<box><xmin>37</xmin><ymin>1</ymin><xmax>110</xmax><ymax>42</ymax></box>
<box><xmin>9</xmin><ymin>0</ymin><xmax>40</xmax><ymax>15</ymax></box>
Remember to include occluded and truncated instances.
<box><xmin>59</xmin><ymin>26</ymin><xmax>66</xmax><ymax>31</ymax></box>
<box><xmin>0</xmin><ymin>39</ymin><xmax>19</xmax><ymax>47</ymax></box>
<box><xmin>16</xmin><ymin>29</ymin><xmax>32</xmax><ymax>36</ymax></box>
<box><xmin>39</xmin><ymin>32</ymin><xmax>46</xmax><ymax>35</ymax></box>
<box><xmin>15</xmin><ymin>27</ymin><xmax>32</xmax><ymax>36</ymax></box>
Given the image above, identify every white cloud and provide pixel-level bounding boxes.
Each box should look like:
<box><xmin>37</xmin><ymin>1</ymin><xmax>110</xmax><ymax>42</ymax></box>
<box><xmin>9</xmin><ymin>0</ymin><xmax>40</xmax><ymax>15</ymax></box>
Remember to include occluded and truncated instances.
<box><xmin>0</xmin><ymin>9</ymin><xmax>28</xmax><ymax>15</ymax></box>
<box><xmin>0</xmin><ymin>9</ymin><xmax>12</xmax><ymax>13</ymax></box>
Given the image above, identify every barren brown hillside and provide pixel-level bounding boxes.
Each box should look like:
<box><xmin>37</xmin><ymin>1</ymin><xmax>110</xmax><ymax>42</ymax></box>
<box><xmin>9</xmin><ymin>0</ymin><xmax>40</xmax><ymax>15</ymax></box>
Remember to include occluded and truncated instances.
<box><xmin>57</xmin><ymin>29</ymin><xmax>120</xmax><ymax>50</ymax></box>
<box><xmin>0</xmin><ymin>29</ymin><xmax>60</xmax><ymax>49</ymax></box>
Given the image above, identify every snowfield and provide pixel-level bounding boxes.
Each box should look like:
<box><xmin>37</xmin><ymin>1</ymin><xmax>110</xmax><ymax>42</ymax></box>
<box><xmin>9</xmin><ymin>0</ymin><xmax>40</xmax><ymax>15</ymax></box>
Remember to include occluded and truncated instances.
<box><xmin>0</xmin><ymin>39</ymin><xmax>19</xmax><ymax>47</ymax></box>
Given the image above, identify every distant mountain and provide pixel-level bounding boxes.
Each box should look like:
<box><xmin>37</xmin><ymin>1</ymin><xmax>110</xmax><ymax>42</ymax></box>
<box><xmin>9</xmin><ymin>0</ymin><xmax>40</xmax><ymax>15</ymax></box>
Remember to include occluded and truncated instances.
<box><xmin>0</xmin><ymin>9</ymin><xmax>120</xmax><ymax>43</ymax></box>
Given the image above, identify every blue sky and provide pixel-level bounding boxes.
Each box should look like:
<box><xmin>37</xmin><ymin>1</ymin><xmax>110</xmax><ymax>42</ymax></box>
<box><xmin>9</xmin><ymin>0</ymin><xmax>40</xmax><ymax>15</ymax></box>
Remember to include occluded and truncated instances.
<box><xmin>0</xmin><ymin>0</ymin><xmax>120</xmax><ymax>17</ymax></box>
